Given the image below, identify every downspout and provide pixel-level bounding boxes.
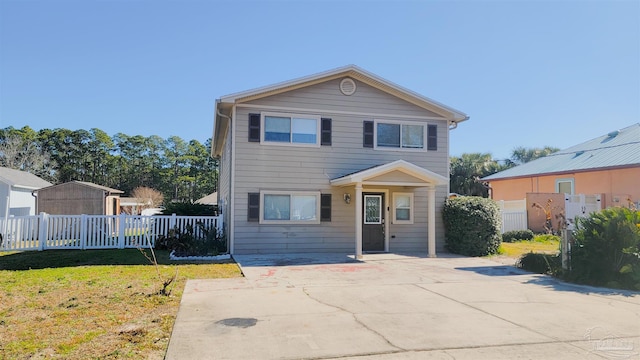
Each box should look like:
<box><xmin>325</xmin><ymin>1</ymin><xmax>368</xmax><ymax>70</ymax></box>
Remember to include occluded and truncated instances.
<box><xmin>31</xmin><ymin>190</ymin><xmax>38</xmax><ymax>214</ymax></box>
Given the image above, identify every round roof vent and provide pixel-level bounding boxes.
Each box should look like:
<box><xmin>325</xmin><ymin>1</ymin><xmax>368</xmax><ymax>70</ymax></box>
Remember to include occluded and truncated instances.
<box><xmin>339</xmin><ymin>78</ymin><xmax>357</xmax><ymax>96</ymax></box>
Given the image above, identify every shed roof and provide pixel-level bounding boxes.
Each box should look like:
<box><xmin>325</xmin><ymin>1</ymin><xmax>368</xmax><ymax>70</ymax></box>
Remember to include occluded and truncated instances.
<box><xmin>0</xmin><ymin>167</ymin><xmax>52</xmax><ymax>190</ymax></box>
<box><xmin>483</xmin><ymin>123</ymin><xmax>640</xmax><ymax>181</ymax></box>
<box><xmin>37</xmin><ymin>180</ymin><xmax>124</xmax><ymax>194</ymax></box>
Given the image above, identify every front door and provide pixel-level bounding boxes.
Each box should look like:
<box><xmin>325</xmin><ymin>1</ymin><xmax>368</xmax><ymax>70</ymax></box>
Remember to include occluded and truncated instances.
<box><xmin>363</xmin><ymin>193</ymin><xmax>385</xmax><ymax>252</ymax></box>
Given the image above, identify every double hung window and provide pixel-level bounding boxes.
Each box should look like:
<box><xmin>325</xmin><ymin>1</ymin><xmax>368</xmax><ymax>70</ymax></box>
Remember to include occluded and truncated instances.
<box><xmin>262</xmin><ymin>113</ymin><xmax>320</xmax><ymax>146</ymax></box>
<box><xmin>377</xmin><ymin>122</ymin><xmax>424</xmax><ymax>149</ymax></box>
<box><xmin>393</xmin><ymin>193</ymin><xmax>414</xmax><ymax>224</ymax></box>
<box><xmin>258</xmin><ymin>191</ymin><xmax>320</xmax><ymax>224</ymax></box>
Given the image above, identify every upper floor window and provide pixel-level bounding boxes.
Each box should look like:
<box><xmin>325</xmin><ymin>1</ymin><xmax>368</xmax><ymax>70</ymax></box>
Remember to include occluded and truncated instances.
<box><xmin>364</xmin><ymin>120</ymin><xmax>437</xmax><ymax>151</ymax></box>
<box><xmin>249</xmin><ymin>113</ymin><xmax>331</xmax><ymax>146</ymax></box>
<box><xmin>377</xmin><ymin>122</ymin><xmax>424</xmax><ymax>149</ymax></box>
<box><xmin>262</xmin><ymin>112</ymin><xmax>320</xmax><ymax>146</ymax></box>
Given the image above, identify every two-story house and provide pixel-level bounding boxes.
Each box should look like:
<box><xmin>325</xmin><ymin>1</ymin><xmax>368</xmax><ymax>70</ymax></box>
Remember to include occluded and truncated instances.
<box><xmin>212</xmin><ymin>65</ymin><xmax>468</xmax><ymax>258</ymax></box>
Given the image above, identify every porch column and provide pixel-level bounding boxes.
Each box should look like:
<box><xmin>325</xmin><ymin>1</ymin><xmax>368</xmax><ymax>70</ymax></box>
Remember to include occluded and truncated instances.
<box><xmin>428</xmin><ymin>186</ymin><xmax>436</xmax><ymax>258</ymax></box>
<box><xmin>355</xmin><ymin>183</ymin><xmax>363</xmax><ymax>259</ymax></box>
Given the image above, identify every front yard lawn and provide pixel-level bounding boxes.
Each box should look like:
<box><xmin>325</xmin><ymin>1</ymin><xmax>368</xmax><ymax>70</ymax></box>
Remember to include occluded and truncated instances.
<box><xmin>487</xmin><ymin>236</ymin><xmax>560</xmax><ymax>265</ymax></box>
<box><xmin>0</xmin><ymin>249</ymin><xmax>241</xmax><ymax>359</ymax></box>
<box><xmin>499</xmin><ymin>238</ymin><xmax>560</xmax><ymax>258</ymax></box>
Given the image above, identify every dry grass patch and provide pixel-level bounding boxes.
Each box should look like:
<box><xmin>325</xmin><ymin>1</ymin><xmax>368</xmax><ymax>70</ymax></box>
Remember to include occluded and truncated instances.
<box><xmin>499</xmin><ymin>239</ymin><xmax>560</xmax><ymax>258</ymax></box>
<box><xmin>0</xmin><ymin>249</ymin><xmax>241</xmax><ymax>359</ymax></box>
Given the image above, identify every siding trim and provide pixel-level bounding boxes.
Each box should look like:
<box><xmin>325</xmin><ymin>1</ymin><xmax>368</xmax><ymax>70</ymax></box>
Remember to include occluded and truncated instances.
<box><xmin>230</xmin><ymin>105</ymin><xmax>237</xmax><ymax>254</ymax></box>
<box><xmin>236</xmin><ymin>103</ymin><xmax>448</xmax><ymax>121</ymax></box>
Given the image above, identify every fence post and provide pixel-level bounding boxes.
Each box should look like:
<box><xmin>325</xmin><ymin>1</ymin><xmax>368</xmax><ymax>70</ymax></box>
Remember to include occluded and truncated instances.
<box><xmin>80</xmin><ymin>214</ymin><xmax>87</xmax><ymax>250</ymax></box>
<box><xmin>170</xmin><ymin>213</ymin><xmax>177</xmax><ymax>229</ymax></box>
<box><xmin>38</xmin><ymin>212</ymin><xmax>48</xmax><ymax>251</ymax></box>
<box><xmin>118</xmin><ymin>213</ymin><xmax>126</xmax><ymax>249</ymax></box>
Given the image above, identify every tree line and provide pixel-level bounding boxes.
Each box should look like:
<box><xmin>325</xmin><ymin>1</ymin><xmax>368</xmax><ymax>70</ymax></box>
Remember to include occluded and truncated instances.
<box><xmin>0</xmin><ymin>124</ymin><xmax>557</xmax><ymax>202</ymax></box>
<box><xmin>450</xmin><ymin>146</ymin><xmax>560</xmax><ymax>197</ymax></box>
<box><xmin>0</xmin><ymin>126</ymin><xmax>217</xmax><ymax>203</ymax></box>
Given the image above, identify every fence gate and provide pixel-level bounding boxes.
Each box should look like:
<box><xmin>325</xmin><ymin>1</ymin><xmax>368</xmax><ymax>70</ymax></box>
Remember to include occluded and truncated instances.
<box><xmin>564</xmin><ymin>194</ymin><xmax>602</xmax><ymax>229</ymax></box>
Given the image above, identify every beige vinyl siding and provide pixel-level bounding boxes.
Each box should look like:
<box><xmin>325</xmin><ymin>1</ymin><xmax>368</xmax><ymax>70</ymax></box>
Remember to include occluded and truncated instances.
<box><xmin>218</xmin><ymin>125</ymin><xmax>232</xmax><ymax>239</ymax></box>
<box><xmin>387</xmin><ymin>187</ymin><xmax>448</xmax><ymax>253</ymax></box>
<box><xmin>248</xmin><ymin>78</ymin><xmax>444</xmax><ymax>118</ymax></box>
<box><xmin>231</xmin><ymin>78</ymin><xmax>450</xmax><ymax>254</ymax></box>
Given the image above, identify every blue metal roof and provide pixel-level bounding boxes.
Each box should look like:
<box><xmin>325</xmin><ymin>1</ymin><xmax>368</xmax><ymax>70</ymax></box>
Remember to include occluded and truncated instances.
<box><xmin>483</xmin><ymin>123</ymin><xmax>640</xmax><ymax>180</ymax></box>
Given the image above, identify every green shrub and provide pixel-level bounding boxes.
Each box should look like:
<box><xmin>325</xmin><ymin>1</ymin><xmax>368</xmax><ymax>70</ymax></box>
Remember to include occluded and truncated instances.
<box><xmin>161</xmin><ymin>202</ymin><xmax>217</xmax><ymax>216</ymax></box>
<box><xmin>570</xmin><ymin>207</ymin><xmax>640</xmax><ymax>290</ymax></box>
<box><xmin>442</xmin><ymin>196</ymin><xmax>502</xmax><ymax>256</ymax></box>
<box><xmin>517</xmin><ymin>252</ymin><xmax>561</xmax><ymax>275</ymax></box>
<box><xmin>155</xmin><ymin>223</ymin><xmax>227</xmax><ymax>256</ymax></box>
<box><xmin>502</xmin><ymin>229</ymin><xmax>534</xmax><ymax>243</ymax></box>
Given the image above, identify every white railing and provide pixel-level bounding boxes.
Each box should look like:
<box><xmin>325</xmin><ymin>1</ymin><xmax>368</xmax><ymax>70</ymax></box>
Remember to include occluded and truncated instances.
<box><xmin>497</xmin><ymin>199</ymin><xmax>528</xmax><ymax>233</ymax></box>
<box><xmin>0</xmin><ymin>213</ymin><xmax>223</xmax><ymax>252</ymax></box>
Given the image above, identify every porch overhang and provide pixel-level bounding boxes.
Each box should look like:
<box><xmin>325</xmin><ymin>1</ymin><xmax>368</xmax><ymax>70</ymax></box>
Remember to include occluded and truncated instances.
<box><xmin>330</xmin><ymin>160</ymin><xmax>448</xmax><ymax>187</ymax></box>
<box><xmin>330</xmin><ymin>160</ymin><xmax>446</xmax><ymax>259</ymax></box>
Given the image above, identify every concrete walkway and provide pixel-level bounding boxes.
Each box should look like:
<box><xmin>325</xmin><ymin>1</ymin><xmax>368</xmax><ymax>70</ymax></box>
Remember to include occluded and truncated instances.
<box><xmin>165</xmin><ymin>253</ymin><xmax>640</xmax><ymax>359</ymax></box>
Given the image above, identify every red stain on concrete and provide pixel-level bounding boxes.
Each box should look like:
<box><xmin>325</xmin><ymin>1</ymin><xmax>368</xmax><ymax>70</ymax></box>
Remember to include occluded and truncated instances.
<box><xmin>262</xmin><ymin>269</ymin><xmax>277</xmax><ymax>277</ymax></box>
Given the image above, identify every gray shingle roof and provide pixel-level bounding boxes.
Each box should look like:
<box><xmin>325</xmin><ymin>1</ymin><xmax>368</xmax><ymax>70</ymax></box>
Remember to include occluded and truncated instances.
<box><xmin>483</xmin><ymin>123</ymin><xmax>640</xmax><ymax>180</ymax></box>
<box><xmin>0</xmin><ymin>167</ymin><xmax>52</xmax><ymax>189</ymax></box>
<box><xmin>38</xmin><ymin>180</ymin><xmax>124</xmax><ymax>194</ymax></box>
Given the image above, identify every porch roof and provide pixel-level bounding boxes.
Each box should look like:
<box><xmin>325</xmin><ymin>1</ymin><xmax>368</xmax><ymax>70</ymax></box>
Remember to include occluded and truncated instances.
<box><xmin>330</xmin><ymin>160</ymin><xmax>448</xmax><ymax>187</ymax></box>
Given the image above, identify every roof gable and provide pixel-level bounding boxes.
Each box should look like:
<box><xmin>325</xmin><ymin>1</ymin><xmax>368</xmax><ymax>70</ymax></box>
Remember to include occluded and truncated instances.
<box><xmin>219</xmin><ymin>65</ymin><xmax>468</xmax><ymax>122</ymax></box>
<box><xmin>213</xmin><ymin>65</ymin><xmax>469</xmax><ymax>157</ymax></box>
<box><xmin>0</xmin><ymin>167</ymin><xmax>52</xmax><ymax>189</ymax></box>
<box><xmin>484</xmin><ymin>123</ymin><xmax>640</xmax><ymax>180</ymax></box>
<box><xmin>331</xmin><ymin>160</ymin><xmax>448</xmax><ymax>186</ymax></box>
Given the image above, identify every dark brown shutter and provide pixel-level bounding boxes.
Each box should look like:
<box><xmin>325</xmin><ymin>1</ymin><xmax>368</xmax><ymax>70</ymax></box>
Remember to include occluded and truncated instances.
<box><xmin>363</xmin><ymin>121</ymin><xmax>374</xmax><ymax>148</ymax></box>
<box><xmin>248</xmin><ymin>113</ymin><xmax>261</xmax><ymax>142</ymax></box>
<box><xmin>247</xmin><ymin>193</ymin><xmax>260</xmax><ymax>221</ymax></box>
<box><xmin>321</xmin><ymin>118</ymin><xmax>332</xmax><ymax>146</ymax></box>
<box><xmin>427</xmin><ymin>124</ymin><xmax>437</xmax><ymax>151</ymax></box>
<box><xmin>320</xmin><ymin>194</ymin><xmax>331</xmax><ymax>222</ymax></box>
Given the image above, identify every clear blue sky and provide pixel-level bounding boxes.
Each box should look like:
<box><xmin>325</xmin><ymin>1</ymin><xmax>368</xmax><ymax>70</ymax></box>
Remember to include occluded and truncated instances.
<box><xmin>1</xmin><ymin>0</ymin><xmax>638</xmax><ymax>160</ymax></box>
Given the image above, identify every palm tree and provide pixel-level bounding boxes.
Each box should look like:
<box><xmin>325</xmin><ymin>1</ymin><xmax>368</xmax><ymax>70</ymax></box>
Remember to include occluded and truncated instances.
<box><xmin>450</xmin><ymin>153</ymin><xmax>505</xmax><ymax>197</ymax></box>
<box><xmin>510</xmin><ymin>146</ymin><xmax>560</xmax><ymax>165</ymax></box>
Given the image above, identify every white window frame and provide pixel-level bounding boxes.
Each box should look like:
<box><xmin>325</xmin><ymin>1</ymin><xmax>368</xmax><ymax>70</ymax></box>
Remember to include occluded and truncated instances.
<box><xmin>259</xmin><ymin>190</ymin><xmax>321</xmax><ymax>224</ymax></box>
<box><xmin>392</xmin><ymin>192</ymin><xmax>414</xmax><ymax>224</ymax></box>
<box><xmin>261</xmin><ymin>112</ymin><xmax>321</xmax><ymax>147</ymax></box>
<box><xmin>373</xmin><ymin>120</ymin><xmax>427</xmax><ymax>152</ymax></box>
<box><xmin>555</xmin><ymin>178</ymin><xmax>575</xmax><ymax>195</ymax></box>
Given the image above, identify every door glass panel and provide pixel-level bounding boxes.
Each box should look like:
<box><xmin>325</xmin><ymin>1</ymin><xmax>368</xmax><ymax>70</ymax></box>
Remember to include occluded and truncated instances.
<box><xmin>364</xmin><ymin>195</ymin><xmax>382</xmax><ymax>224</ymax></box>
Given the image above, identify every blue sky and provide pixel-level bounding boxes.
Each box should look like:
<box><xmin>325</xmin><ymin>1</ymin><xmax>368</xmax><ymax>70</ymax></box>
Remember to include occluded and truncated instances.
<box><xmin>1</xmin><ymin>0</ymin><xmax>638</xmax><ymax>160</ymax></box>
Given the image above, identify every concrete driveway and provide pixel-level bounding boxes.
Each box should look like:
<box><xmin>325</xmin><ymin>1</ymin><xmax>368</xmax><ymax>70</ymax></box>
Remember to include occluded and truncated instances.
<box><xmin>165</xmin><ymin>253</ymin><xmax>640</xmax><ymax>360</ymax></box>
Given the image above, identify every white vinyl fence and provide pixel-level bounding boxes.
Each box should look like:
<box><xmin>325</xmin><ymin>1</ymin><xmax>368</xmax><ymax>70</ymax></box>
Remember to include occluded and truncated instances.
<box><xmin>497</xmin><ymin>199</ymin><xmax>528</xmax><ymax>233</ymax></box>
<box><xmin>0</xmin><ymin>213</ymin><xmax>223</xmax><ymax>252</ymax></box>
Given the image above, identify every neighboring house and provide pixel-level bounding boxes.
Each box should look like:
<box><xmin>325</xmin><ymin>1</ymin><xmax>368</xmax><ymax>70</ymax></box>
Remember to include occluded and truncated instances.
<box><xmin>0</xmin><ymin>167</ymin><xmax>52</xmax><ymax>217</ymax></box>
<box><xmin>35</xmin><ymin>181</ymin><xmax>124</xmax><ymax>215</ymax></box>
<box><xmin>483</xmin><ymin>123</ymin><xmax>640</xmax><ymax>209</ymax></box>
<box><xmin>212</xmin><ymin>65</ymin><xmax>468</xmax><ymax>257</ymax></box>
<box><xmin>195</xmin><ymin>192</ymin><xmax>218</xmax><ymax>205</ymax></box>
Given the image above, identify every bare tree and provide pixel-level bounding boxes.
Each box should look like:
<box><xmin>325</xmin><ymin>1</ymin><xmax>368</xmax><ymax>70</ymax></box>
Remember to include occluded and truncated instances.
<box><xmin>131</xmin><ymin>186</ymin><xmax>164</xmax><ymax>209</ymax></box>
<box><xmin>0</xmin><ymin>135</ymin><xmax>57</xmax><ymax>182</ymax></box>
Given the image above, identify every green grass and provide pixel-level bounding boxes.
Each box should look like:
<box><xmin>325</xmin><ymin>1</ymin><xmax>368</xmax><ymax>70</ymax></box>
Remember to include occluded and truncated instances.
<box><xmin>0</xmin><ymin>249</ymin><xmax>241</xmax><ymax>359</ymax></box>
<box><xmin>498</xmin><ymin>236</ymin><xmax>560</xmax><ymax>258</ymax></box>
